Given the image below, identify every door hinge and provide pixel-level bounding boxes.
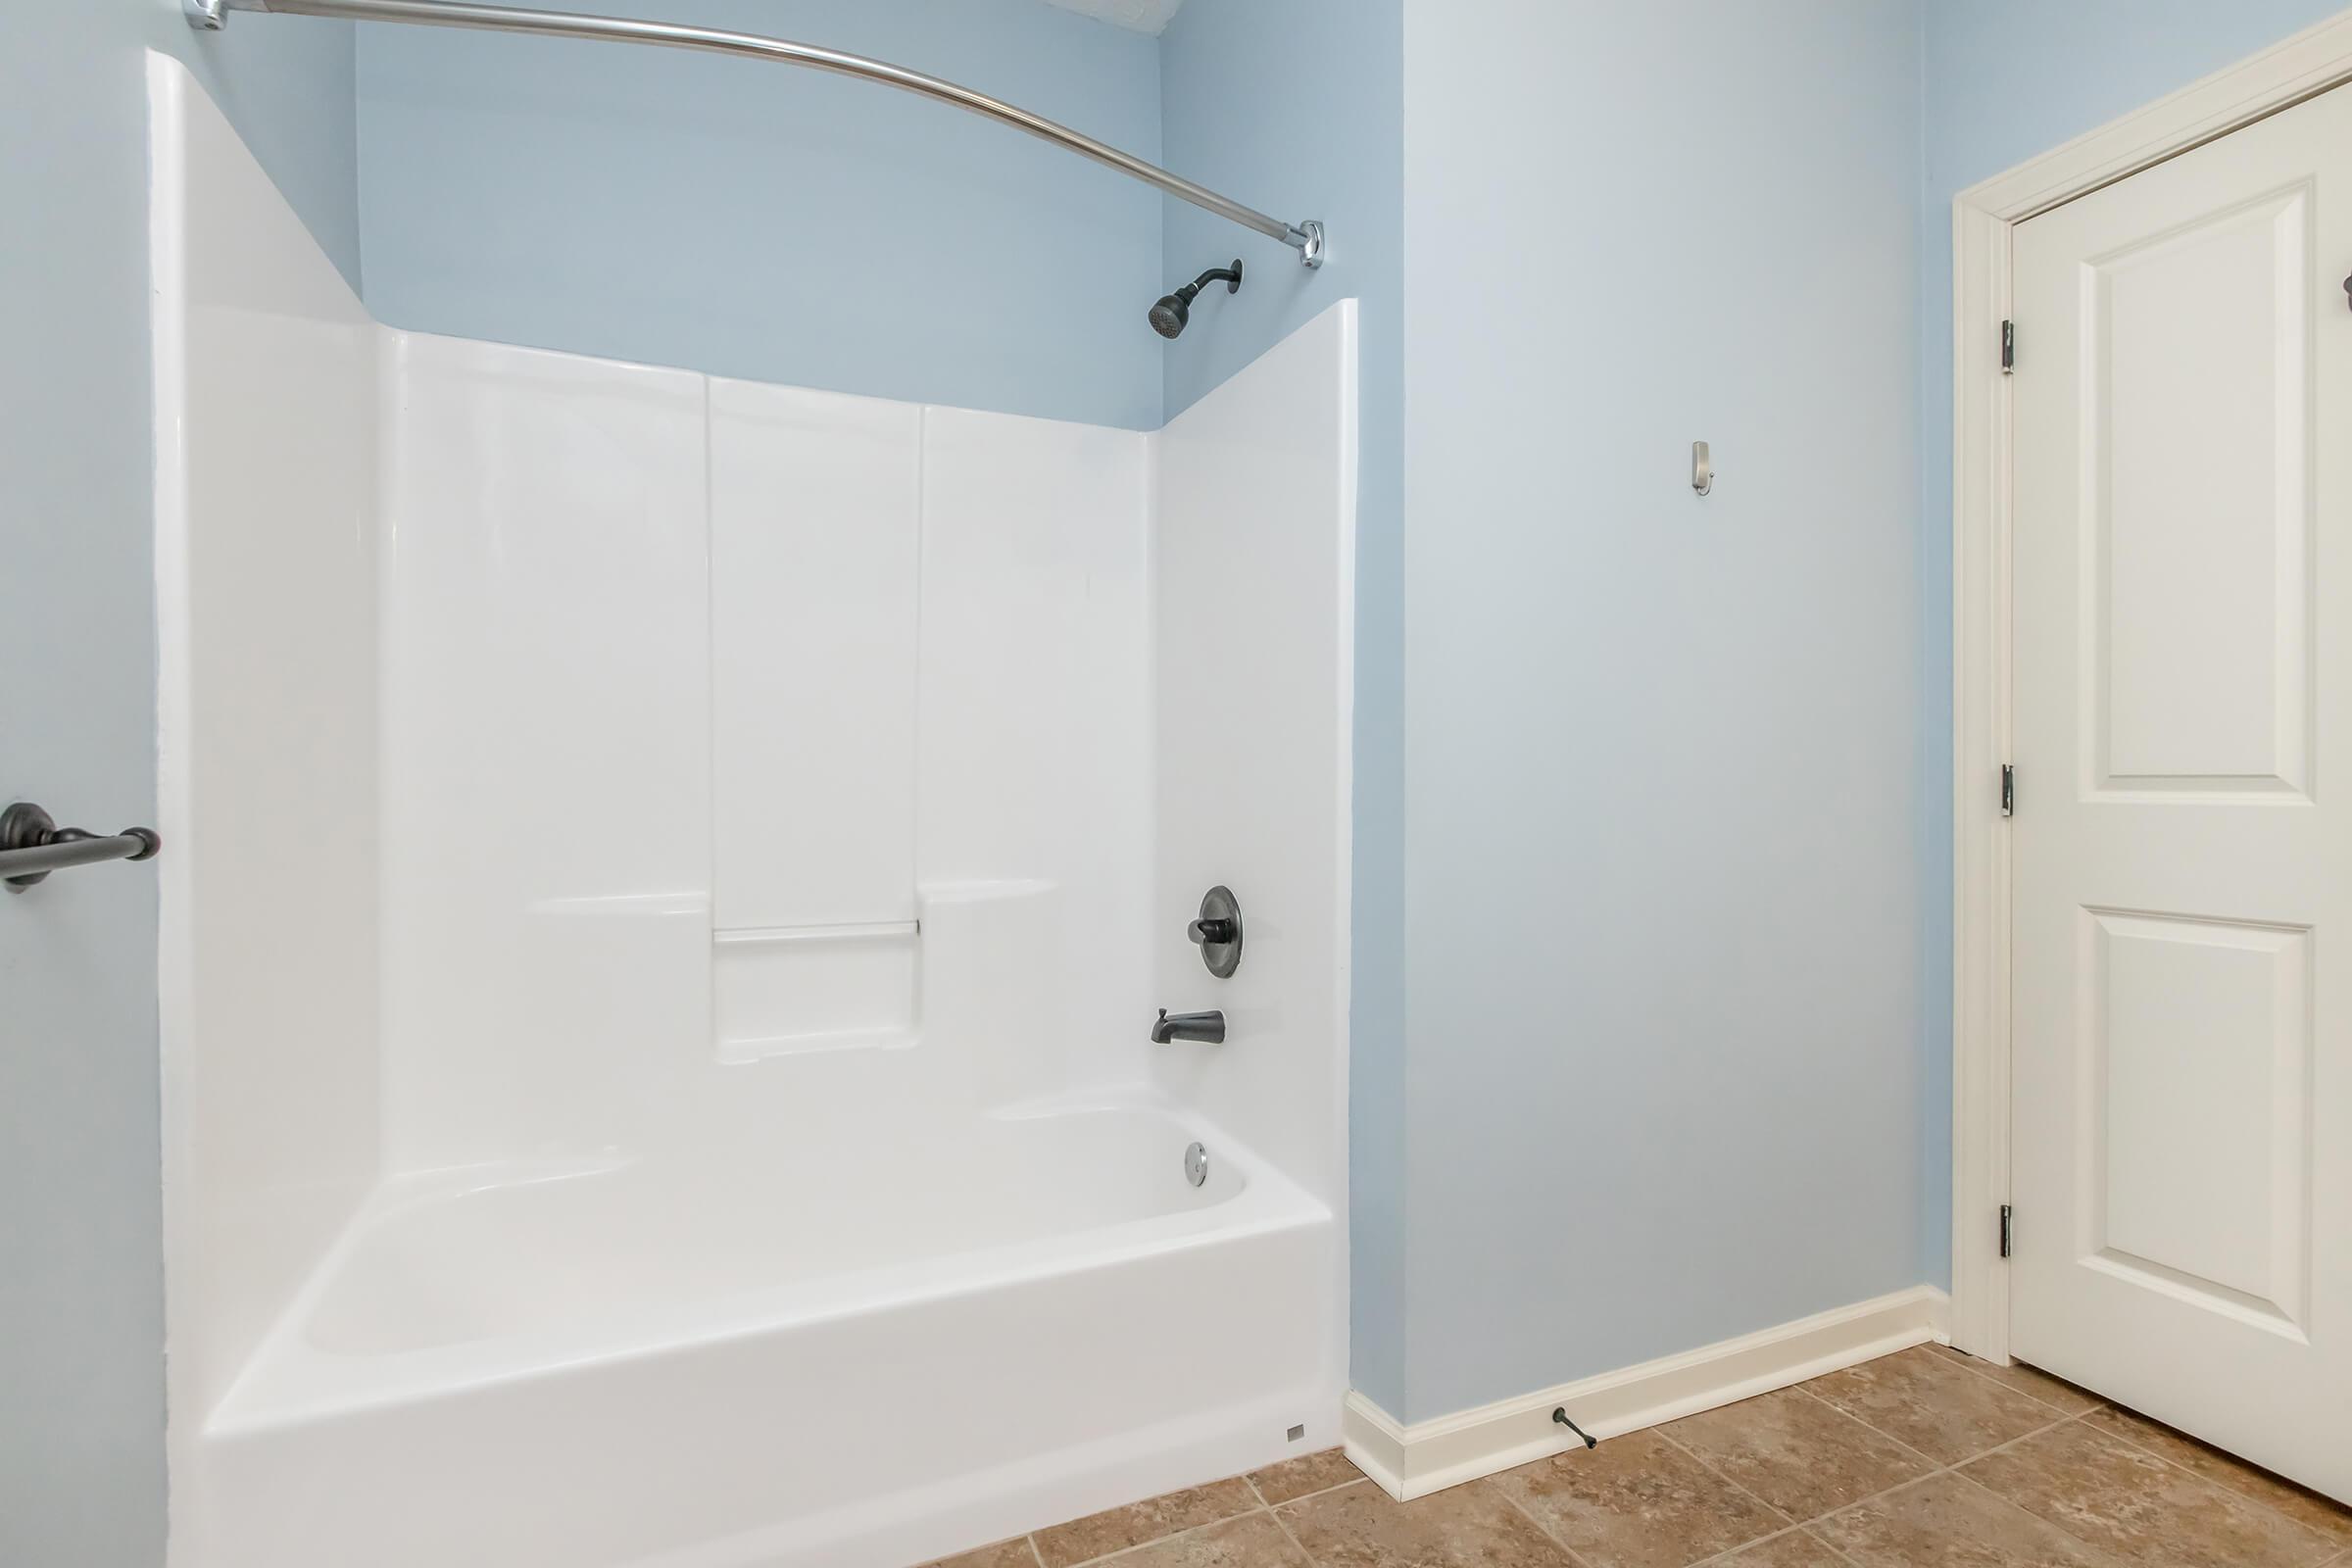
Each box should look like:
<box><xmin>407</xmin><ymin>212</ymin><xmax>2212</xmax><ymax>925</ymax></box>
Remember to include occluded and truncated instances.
<box><xmin>2000</xmin><ymin>763</ymin><xmax>2015</xmax><ymax>817</ymax></box>
<box><xmin>2001</xmin><ymin>319</ymin><xmax>2015</xmax><ymax>372</ymax></box>
<box><xmin>1999</xmin><ymin>1203</ymin><xmax>2015</xmax><ymax>1259</ymax></box>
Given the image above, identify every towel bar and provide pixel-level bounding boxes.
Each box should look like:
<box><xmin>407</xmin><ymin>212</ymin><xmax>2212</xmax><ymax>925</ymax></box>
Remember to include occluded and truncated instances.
<box><xmin>1</xmin><ymin>802</ymin><xmax>161</xmax><ymax>892</ymax></box>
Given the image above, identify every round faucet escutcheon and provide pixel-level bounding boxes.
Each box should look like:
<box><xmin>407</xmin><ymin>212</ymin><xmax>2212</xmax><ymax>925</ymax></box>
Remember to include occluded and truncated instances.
<box><xmin>1187</xmin><ymin>885</ymin><xmax>1243</xmax><ymax>977</ymax></box>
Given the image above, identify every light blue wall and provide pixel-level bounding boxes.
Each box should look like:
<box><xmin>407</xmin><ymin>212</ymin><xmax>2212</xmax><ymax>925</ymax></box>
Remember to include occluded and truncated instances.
<box><xmin>182</xmin><ymin>16</ymin><xmax>365</xmax><ymax>287</ymax></box>
<box><xmin>1157</xmin><ymin>0</ymin><xmax>1408</xmax><ymax>1413</ymax></box>
<box><xmin>1397</xmin><ymin>0</ymin><xmax>1925</xmax><ymax>1422</ymax></box>
<box><xmin>23</xmin><ymin>12</ymin><xmax>2338</xmax><ymax>1532</ymax></box>
<box><xmin>357</xmin><ymin>0</ymin><xmax>1164</xmax><ymax>429</ymax></box>
<box><xmin>1913</xmin><ymin>0</ymin><xmax>2348</xmax><ymax>1293</ymax></box>
<box><xmin>0</xmin><ymin>9</ymin><xmax>356</xmax><ymax>1563</ymax></box>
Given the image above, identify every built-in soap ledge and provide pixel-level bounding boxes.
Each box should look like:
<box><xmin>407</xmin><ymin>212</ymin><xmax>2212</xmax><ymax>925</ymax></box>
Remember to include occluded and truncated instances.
<box><xmin>712</xmin><ymin>920</ymin><xmax>920</xmax><ymax>1064</ymax></box>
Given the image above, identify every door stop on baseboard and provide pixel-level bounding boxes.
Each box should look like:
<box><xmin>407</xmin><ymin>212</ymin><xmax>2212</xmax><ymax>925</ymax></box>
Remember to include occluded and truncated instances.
<box><xmin>1552</xmin><ymin>1407</ymin><xmax>1598</xmax><ymax>1448</ymax></box>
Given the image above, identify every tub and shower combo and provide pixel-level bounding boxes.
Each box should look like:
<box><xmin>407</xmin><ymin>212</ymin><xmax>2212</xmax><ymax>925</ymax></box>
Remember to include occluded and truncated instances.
<box><xmin>151</xmin><ymin>8</ymin><xmax>1355</xmax><ymax>1564</ymax></box>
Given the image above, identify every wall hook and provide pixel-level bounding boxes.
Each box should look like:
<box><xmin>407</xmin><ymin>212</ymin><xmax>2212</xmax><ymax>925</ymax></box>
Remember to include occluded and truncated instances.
<box><xmin>1691</xmin><ymin>440</ymin><xmax>1713</xmax><ymax>496</ymax></box>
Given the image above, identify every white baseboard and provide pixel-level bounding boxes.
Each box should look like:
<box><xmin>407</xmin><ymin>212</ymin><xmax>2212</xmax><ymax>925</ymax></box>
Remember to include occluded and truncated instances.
<box><xmin>1343</xmin><ymin>1284</ymin><xmax>1951</xmax><ymax>1501</ymax></box>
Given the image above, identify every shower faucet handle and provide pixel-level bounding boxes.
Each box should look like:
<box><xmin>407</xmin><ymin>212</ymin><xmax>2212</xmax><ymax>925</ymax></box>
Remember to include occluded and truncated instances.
<box><xmin>1186</xmin><ymin>885</ymin><xmax>1243</xmax><ymax>978</ymax></box>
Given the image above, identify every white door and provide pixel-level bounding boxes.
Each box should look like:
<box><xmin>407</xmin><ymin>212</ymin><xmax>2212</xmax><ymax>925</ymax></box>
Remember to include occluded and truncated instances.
<box><xmin>2011</xmin><ymin>78</ymin><xmax>2351</xmax><ymax>1500</ymax></box>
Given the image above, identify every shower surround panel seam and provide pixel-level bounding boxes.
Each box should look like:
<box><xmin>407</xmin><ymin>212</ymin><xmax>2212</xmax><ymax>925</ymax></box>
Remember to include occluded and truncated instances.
<box><xmin>152</xmin><ymin>55</ymin><xmax>1354</xmax><ymax>1568</ymax></box>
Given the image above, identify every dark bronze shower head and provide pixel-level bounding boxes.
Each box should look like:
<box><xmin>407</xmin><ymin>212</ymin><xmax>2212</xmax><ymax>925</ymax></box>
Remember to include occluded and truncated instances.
<box><xmin>1150</xmin><ymin>259</ymin><xmax>1242</xmax><ymax>339</ymax></box>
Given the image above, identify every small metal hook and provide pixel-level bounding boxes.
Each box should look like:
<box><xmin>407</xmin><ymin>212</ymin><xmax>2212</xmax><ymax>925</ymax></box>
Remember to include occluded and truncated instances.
<box><xmin>1691</xmin><ymin>440</ymin><xmax>1713</xmax><ymax>497</ymax></box>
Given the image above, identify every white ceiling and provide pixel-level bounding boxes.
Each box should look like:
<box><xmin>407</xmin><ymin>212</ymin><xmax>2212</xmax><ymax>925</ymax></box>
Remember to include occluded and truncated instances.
<box><xmin>1037</xmin><ymin>0</ymin><xmax>1186</xmax><ymax>35</ymax></box>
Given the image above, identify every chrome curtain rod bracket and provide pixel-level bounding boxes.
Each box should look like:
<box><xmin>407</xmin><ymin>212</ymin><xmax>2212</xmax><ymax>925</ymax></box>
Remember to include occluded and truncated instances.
<box><xmin>186</xmin><ymin>0</ymin><xmax>1328</xmax><ymax>268</ymax></box>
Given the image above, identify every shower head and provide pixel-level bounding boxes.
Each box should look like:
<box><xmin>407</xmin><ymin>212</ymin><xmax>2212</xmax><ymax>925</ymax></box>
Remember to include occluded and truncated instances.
<box><xmin>1150</xmin><ymin>259</ymin><xmax>1243</xmax><ymax>339</ymax></box>
<box><xmin>1148</xmin><ymin>294</ymin><xmax>1191</xmax><ymax>339</ymax></box>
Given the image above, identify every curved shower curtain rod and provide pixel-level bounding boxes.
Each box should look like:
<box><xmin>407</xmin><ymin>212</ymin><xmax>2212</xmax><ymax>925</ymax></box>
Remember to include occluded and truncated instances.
<box><xmin>184</xmin><ymin>0</ymin><xmax>1327</xmax><ymax>267</ymax></box>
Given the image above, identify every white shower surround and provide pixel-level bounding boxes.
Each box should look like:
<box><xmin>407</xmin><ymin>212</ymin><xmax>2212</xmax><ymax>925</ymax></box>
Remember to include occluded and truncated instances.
<box><xmin>151</xmin><ymin>56</ymin><xmax>1354</xmax><ymax>1568</ymax></box>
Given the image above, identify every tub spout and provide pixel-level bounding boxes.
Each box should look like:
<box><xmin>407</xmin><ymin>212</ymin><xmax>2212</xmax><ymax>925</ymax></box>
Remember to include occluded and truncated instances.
<box><xmin>1151</xmin><ymin>1007</ymin><xmax>1225</xmax><ymax>1045</ymax></box>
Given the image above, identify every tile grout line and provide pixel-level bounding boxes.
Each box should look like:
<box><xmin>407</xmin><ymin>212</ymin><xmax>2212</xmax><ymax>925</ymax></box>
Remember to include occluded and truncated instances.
<box><xmin>1655</xmin><ymin>1379</ymin><xmax>1952</xmax><ymax>1547</ymax></box>
<box><xmin>1790</xmin><ymin>1360</ymin><xmax>2105</xmax><ymax>1478</ymax></box>
<box><xmin>1248</xmin><ymin>1474</ymin><xmax>1326</xmax><ymax>1568</ymax></box>
<box><xmin>1653</xmin><ymin>1395</ymin><xmax>1981</xmax><ymax>1567</ymax></box>
<box><xmin>1678</xmin><ymin>1398</ymin><xmax>2094</xmax><ymax>1565</ymax></box>
<box><xmin>1262</xmin><ymin>1506</ymin><xmax>1321</xmax><ymax>1567</ymax></box>
<box><xmin>1280</xmin><ymin>1476</ymin><xmax>1375</xmax><ymax>1507</ymax></box>
<box><xmin>1243</xmin><ymin>1472</ymin><xmax>1317</xmax><ymax>1566</ymax></box>
<box><xmin>1783</xmin><ymin>1380</ymin><xmax>1955</xmax><ymax>1475</ymax></box>
<box><xmin>947</xmin><ymin>1359</ymin><xmax>2351</xmax><ymax>1568</ymax></box>
<box><xmin>1788</xmin><ymin>1409</ymin><xmax>2093</xmax><ymax>1561</ymax></box>
<box><xmin>1641</xmin><ymin>1420</ymin><xmax>1869</xmax><ymax>1566</ymax></box>
<box><xmin>1921</xmin><ymin>1344</ymin><xmax>2101</xmax><ymax>1420</ymax></box>
<box><xmin>1687</xmin><ymin>1520</ymin><xmax>1866</xmax><ymax>1568</ymax></box>
<box><xmin>1482</xmin><ymin>1481</ymin><xmax>1601</xmax><ymax>1568</ymax></box>
<box><xmin>2073</xmin><ymin>1404</ymin><xmax>2352</xmax><ymax>1554</ymax></box>
<box><xmin>1649</xmin><ymin>1424</ymin><xmax>1806</xmax><ymax>1531</ymax></box>
<box><xmin>1936</xmin><ymin>1422</ymin><xmax>2143</xmax><ymax>1561</ymax></box>
<box><xmin>1051</xmin><ymin>1464</ymin><xmax>1380</xmax><ymax>1568</ymax></box>
<box><xmin>1246</xmin><ymin>1470</ymin><xmax>1369</xmax><ymax>1568</ymax></box>
<box><xmin>1955</xmin><ymin>1405</ymin><xmax>2349</xmax><ymax>1567</ymax></box>
<box><xmin>1957</xmin><ymin>1405</ymin><xmax>2102</xmax><ymax>1468</ymax></box>
<box><xmin>1662</xmin><ymin>1410</ymin><xmax>1908</xmax><ymax>1568</ymax></box>
<box><xmin>1054</xmin><ymin>1506</ymin><xmax>1276</xmax><ymax>1568</ymax></box>
<box><xmin>1796</xmin><ymin>1528</ymin><xmax>1870</xmax><ymax>1568</ymax></box>
<box><xmin>1906</xmin><ymin>1407</ymin><xmax>2196</xmax><ymax>1566</ymax></box>
<box><xmin>990</xmin><ymin>1387</ymin><xmax>2345</xmax><ymax>1568</ymax></box>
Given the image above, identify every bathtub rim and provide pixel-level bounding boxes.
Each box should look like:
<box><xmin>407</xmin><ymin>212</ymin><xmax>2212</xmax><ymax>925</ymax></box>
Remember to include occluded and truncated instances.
<box><xmin>205</xmin><ymin>1091</ymin><xmax>1327</xmax><ymax>1437</ymax></box>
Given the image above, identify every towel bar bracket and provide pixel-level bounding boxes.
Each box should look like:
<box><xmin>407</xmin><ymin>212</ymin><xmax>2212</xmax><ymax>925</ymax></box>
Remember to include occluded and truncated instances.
<box><xmin>1</xmin><ymin>802</ymin><xmax>162</xmax><ymax>893</ymax></box>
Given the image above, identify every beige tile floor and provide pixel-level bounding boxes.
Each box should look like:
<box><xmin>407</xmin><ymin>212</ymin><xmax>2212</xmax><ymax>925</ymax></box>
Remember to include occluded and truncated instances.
<box><xmin>920</xmin><ymin>1345</ymin><xmax>2352</xmax><ymax>1568</ymax></box>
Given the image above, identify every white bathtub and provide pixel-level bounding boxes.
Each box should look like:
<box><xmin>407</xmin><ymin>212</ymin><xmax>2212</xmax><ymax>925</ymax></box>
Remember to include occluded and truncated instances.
<box><xmin>155</xmin><ymin>77</ymin><xmax>1357</xmax><ymax>1566</ymax></box>
<box><xmin>184</xmin><ymin>1097</ymin><xmax>1338</xmax><ymax>1568</ymax></box>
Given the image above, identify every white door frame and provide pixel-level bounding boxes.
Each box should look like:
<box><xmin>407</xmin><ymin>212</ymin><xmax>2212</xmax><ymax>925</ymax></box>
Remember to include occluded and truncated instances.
<box><xmin>1949</xmin><ymin>6</ymin><xmax>2352</xmax><ymax>1364</ymax></box>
